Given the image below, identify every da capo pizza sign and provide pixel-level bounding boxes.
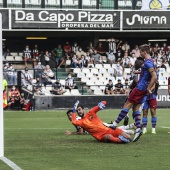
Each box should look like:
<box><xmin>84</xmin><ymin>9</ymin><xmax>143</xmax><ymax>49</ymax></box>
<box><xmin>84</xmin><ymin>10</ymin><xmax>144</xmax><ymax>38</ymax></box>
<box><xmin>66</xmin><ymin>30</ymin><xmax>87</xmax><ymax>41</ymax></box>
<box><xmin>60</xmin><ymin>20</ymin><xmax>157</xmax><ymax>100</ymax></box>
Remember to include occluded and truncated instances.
<box><xmin>12</xmin><ymin>9</ymin><xmax>120</xmax><ymax>30</ymax></box>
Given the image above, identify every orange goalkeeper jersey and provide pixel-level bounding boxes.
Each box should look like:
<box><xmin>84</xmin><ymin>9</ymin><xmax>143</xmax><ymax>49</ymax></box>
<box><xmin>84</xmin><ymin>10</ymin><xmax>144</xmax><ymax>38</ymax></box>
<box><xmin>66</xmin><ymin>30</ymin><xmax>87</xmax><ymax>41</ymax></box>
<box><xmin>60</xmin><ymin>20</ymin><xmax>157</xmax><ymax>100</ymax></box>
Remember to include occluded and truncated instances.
<box><xmin>72</xmin><ymin>101</ymin><xmax>122</xmax><ymax>141</ymax></box>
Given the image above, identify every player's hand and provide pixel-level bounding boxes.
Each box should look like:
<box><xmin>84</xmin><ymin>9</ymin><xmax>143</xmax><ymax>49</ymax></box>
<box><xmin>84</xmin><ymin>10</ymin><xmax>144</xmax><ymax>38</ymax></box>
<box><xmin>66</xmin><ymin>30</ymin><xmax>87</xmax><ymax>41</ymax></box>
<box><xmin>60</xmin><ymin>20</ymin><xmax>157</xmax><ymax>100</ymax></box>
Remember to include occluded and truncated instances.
<box><xmin>65</xmin><ymin>130</ymin><xmax>71</xmax><ymax>135</ymax></box>
<box><xmin>73</xmin><ymin>100</ymin><xmax>79</xmax><ymax>113</ymax></box>
<box><xmin>147</xmin><ymin>88</ymin><xmax>152</xmax><ymax>94</ymax></box>
<box><xmin>98</xmin><ymin>102</ymin><xmax>106</xmax><ymax>110</ymax></box>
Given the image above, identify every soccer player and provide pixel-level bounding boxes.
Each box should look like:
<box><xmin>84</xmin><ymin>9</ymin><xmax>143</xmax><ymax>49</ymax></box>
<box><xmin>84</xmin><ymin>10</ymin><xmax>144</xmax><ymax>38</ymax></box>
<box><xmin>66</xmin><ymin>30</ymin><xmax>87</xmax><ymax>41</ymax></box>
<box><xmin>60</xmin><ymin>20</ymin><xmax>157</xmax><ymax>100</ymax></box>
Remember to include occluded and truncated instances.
<box><xmin>66</xmin><ymin>109</ymin><xmax>134</xmax><ymax>135</ymax></box>
<box><xmin>123</xmin><ymin>57</ymin><xmax>145</xmax><ymax>126</ymax></box>
<box><xmin>110</xmin><ymin>44</ymin><xmax>157</xmax><ymax>142</ymax></box>
<box><xmin>142</xmin><ymin>80</ymin><xmax>159</xmax><ymax>134</ymax></box>
<box><xmin>71</xmin><ymin>101</ymin><xmax>131</xmax><ymax>144</ymax></box>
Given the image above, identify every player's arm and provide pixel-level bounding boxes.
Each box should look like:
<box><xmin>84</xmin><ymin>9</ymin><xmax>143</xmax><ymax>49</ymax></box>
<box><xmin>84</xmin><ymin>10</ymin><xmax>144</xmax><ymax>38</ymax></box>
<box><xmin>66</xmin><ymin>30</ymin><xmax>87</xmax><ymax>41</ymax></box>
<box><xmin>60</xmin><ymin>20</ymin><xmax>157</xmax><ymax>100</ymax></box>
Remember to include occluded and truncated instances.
<box><xmin>129</xmin><ymin>78</ymin><xmax>137</xmax><ymax>89</ymax></box>
<box><xmin>147</xmin><ymin>68</ymin><xmax>157</xmax><ymax>94</ymax></box>
<box><xmin>71</xmin><ymin>100</ymin><xmax>82</xmax><ymax>127</ymax></box>
<box><xmin>71</xmin><ymin>112</ymin><xmax>82</xmax><ymax>127</ymax></box>
<box><xmin>88</xmin><ymin>101</ymin><xmax>107</xmax><ymax>115</ymax></box>
<box><xmin>65</xmin><ymin>128</ymin><xmax>84</xmax><ymax>135</ymax></box>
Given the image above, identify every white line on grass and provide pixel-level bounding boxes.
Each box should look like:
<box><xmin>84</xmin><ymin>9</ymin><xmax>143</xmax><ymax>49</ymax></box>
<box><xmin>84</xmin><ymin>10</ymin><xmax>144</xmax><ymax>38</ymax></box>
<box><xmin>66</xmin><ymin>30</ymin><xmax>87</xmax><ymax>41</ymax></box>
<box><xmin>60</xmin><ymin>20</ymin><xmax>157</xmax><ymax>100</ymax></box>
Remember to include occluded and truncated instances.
<box><xmin>159</xmin><ymin>126</ymin><xmax>170</xmax><ymax>129</ymax></box>
<box><xmin>0</xmin><ymin>157</ymin><xmax>22</xmax><ymax>170</ymax></box>
<box><xmin>5</xmin><ymin>128</ymin><xmax>73</xmax><ymax>130</ymax></box>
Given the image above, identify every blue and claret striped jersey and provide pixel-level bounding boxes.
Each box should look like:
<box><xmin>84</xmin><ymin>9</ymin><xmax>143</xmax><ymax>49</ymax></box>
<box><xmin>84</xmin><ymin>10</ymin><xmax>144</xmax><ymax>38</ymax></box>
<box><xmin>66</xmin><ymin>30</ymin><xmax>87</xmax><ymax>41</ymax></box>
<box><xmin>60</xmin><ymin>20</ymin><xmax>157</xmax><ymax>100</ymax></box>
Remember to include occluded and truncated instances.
<box><xmin>137</xmin><ymin>58</ymin><xmax>155</xmax><ymax>91</ymax></box>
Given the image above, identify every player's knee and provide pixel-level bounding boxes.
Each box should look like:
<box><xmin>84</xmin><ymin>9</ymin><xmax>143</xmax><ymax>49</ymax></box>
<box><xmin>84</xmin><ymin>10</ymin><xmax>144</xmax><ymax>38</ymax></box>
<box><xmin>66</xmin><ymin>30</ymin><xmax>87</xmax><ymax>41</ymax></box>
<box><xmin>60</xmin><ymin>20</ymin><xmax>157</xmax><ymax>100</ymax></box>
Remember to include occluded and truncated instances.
<box><xmin>124</xmin><ymin>101</ymin><xmax>133</xmax><ymax>109</ymax></box>
<box><xmin>103</xmin><ymin>134</ymin><xmax>112</xmax><ymax>142</ymax></box>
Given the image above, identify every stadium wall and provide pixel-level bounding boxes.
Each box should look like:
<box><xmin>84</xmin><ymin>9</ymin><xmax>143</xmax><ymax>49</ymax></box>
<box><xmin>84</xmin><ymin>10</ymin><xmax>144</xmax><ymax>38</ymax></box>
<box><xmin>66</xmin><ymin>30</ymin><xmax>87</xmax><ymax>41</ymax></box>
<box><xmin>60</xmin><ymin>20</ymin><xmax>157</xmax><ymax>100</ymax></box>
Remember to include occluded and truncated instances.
<box><xmin>34</xmin><ymin>95</ymin><xmax>127</xmax><ymax>110</ymax></box>
<box><xmin>34</xmin><ymin>90</ymin><xmax>170</xmax><ymax>110</ymax></box>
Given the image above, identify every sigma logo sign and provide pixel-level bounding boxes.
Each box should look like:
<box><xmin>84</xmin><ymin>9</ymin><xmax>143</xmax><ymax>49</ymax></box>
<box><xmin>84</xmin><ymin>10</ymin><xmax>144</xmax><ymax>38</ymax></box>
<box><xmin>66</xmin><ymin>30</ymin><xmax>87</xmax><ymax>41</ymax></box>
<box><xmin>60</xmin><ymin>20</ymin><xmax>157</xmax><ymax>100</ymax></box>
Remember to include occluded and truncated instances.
<box><xmin>126</xmin><ymin>14</ymin><xmax>167</xmax><ymax>25</ymax></box>
<box><xmin>13</xmin><ymin>10</ymin><xmax>119</xmax><ymax>29</ymax></box>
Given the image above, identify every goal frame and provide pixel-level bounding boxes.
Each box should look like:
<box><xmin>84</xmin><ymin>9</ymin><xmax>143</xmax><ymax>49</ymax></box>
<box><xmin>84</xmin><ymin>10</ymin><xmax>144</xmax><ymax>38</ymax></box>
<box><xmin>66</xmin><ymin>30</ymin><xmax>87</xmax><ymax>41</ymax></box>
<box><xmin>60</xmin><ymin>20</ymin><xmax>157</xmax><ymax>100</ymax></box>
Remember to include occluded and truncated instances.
<box><xmin>0</xmin><ymin>13</ymin><xmax>4</xmax><ymax>157</ymax></box>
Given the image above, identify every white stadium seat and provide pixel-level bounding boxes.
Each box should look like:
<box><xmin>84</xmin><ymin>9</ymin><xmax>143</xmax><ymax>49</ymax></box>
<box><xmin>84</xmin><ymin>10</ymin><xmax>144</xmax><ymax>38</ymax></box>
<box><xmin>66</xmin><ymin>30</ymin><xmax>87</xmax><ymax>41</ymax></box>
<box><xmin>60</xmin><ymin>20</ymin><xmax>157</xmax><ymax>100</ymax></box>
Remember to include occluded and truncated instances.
<box><xmin>65</xmin><ymin>60</ymin><xmax>71</xmax><ymax>66</ymax></box>
<box><xmin>31</xmin><ymin>0</ymin><xmax>40</xmax><ymax>5</ymax></box>
<box><xmin>25</xmin><ymin>0</ymin><xmax>31</xmax><ymax>4</ymax></box>
<box><xmin>89</xmin><ymin>76</ymin><xmax>98</xmax><ymax>82</ymax></box>
<box><xmin>12</xmin><ymin>0</ymin><xmax>21</xmax><ymax>4</ymax></box>
<box><xmin>82</xmin><ymin>0</ymin><xmax>91</xmax><ymax>6</ymax></box>
<box><xmin>19</xmin><ymin>52</ymin><xmax>23</xmax><ymax>56</ymax></box>
<box><xmin>126</xmin><ymin>0</ymin><xmax>132</xmax><ymax>7</ymax></box>
<box><xmin>86</xmin><ymin>80</ymin><xmax>95</xmax><ymax>86</ymax></box>
<box><xmin>81</xmin><ymin>76</ymin><xmax>89</xmax><ymax>83</ymax></box>
<box><xmin>63</xmin><ymin>0</ymin><xmax>75</xmax><ymax>6</ymax></box>
<box><xmin>159</xmin><ymin>68</ymin><xmax>165</xmax><ymax>73</ymax></box>
<box><xmin>77</xmin><ymin>72</ymin><xmax>85</xmax><ymax>78</ymax></box>
<box><xmin>60</xmin><ymin>79</ymin><xmax>65</xmax><ymax>86</ymax></box>
<box><xmin>124</xmin><ymin>68</ymin><xmax>131</xmax><ymax>74</ymax></box>
<box><xmin>71</xmin><ymin>89</ymin><xmax>81</xmax><ymax>95</ymax></box>
<box><xmin>90</xmin><ymin>68</ymin><xmax>99</xmax><ymax>75</ymax></box>
<box><xmin>103</xmin><ymin>72</ymin><xmax>111</xmax><ymax>78</ymax></box>
<box><xmin>82</xmin><ymin>68</ymin><xmax>90</xmax><ymax>74</ymax></box>
<box><xmin>98</xmin><ymin>76</ymin><xmax>106</xmax><ymax>82</ymax></box>
<box><xmin>94</xmin><ymin>88</ymin><xmax>103</xmax><ymax>95</ymax></box>
<box><xmin>103</xmin><ymin>64</ymin><xmax>111</xmax><ymax>69</ymax></box>
<box><xmin>73</xmin><ymin>68</ymin><xmax>81</xmax><ymax>74</ymax></box>
<box><xmin>63</xmin><ymin>89</ymin><xmax>71</xmax><ymax>95</ymax></box>
<box><xmin>46</xmin><ymin>0</ymin><xmax>60</xmax><ymax>5</ymax></box>
<box><xmin>95</xmin><ymin>64</ymin><xmax>103</xmax><ymax>69</ymax></box>
<box><xmin>108</xmin><ymin>68</ymin><xmax>115</xmax><ymax>74</ymax></box>
<box><xmin>159</xmin><ymin>76</ymin><xmax>166</xmax><ymax>81</ymax></box>
<box><xmin>15</xmin><ymin>56</ymin><xmax>23</xmax><ymax>61</ymax></box>
<box><xmin>6</xmin><ymin>56</ymin><xmax>15</xmax><ymax>61</ymax></box>
<box><xmin>91</xmin><ymin>0</ymin><xmax>96</xmax><ymax>6</ymax></box>
<box><xmin>164</xmin><ymin>63</ymin><xmax>169</xmax><ymax>68</ymax></box>
<box><xmin>90</xmin><ymin>85</ymin><xmax>98</xmax><ymax>90</ymax></box>
<box><xmin>118</xmin><ymin>1</ymin><xmax>126</xmax><ymax>7</ymax></box>
<box><xmin>167</xmin><ymin>68</ymin><xmax>170</xmax><ymax>73</ymax></box>
<box><xmin>99</xmin><ymin>68</ymin><xmax>107</xmax><ymax>74</ymax></box>
<box><xmin>111</xmin><ymin>64</ymin><xmax>116</xmax><ymax>68</ymax></box>
<box><xmin>95</xmin><ymin>80</ymin><xmax>104</xmax><ymax>86</ymax></box>
<box><xmin>99</xmin><ymin>85</ymin><xmax>106</xmax><ymax>91</ymax></box>
<box><xmin>86</xmin><ymin>72</ymin><xmax>93</xmax><ymax>78</ymax></box>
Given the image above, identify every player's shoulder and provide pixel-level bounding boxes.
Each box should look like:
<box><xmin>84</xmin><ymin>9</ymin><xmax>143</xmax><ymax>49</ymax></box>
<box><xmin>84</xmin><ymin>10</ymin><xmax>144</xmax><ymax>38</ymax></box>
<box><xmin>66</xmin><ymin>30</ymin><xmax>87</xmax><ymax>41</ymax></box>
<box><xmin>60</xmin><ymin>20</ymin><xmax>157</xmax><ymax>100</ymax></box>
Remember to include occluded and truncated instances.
<box><xmin>144</xmin><ymin>58</ymin><xmax>154</xmax><ymax>67</ymax></box>
<box><xmin>145</xmin><ymin>58</ymin><xmax>154</xmax><ymax>64</ymax></box>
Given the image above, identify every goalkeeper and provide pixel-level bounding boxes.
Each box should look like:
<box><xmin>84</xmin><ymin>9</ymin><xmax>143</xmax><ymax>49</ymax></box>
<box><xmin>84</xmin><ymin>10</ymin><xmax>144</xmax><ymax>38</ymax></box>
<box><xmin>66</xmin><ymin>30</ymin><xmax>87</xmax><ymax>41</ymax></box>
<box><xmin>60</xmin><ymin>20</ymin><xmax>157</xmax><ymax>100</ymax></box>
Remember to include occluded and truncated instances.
<box><xmin>71</xmin><ymin>100</ymin><xmax>131</xmax><ymax>144</ymax></box>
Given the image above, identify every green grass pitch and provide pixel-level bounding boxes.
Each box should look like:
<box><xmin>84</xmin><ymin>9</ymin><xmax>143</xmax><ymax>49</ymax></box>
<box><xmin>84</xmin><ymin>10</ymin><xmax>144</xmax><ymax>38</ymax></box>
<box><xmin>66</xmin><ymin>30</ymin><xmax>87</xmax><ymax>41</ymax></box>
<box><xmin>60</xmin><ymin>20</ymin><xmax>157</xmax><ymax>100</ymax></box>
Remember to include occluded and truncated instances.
<box><xmin>0</xmin><ymin>109</ymin><xmax>170</xmax><ymax>170</ymax></box>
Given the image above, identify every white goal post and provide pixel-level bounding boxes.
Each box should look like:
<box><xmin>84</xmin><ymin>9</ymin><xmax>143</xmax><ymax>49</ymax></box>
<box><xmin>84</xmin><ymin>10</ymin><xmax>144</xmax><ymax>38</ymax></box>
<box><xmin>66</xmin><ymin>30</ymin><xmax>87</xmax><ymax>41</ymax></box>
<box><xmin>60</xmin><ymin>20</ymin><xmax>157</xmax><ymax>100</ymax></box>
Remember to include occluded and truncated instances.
<box><xmin>0</xmin><ymin>13</ymin><xmax>4</xmax><ymax>157</ymax></box>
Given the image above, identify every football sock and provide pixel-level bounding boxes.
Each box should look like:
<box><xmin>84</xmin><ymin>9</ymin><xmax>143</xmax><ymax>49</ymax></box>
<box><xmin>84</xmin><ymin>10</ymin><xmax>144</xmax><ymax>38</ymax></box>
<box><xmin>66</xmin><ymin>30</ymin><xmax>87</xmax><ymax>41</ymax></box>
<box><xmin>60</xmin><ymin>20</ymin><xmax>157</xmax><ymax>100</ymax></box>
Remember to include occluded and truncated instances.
<box><xmin>115</xmin><ymin>108</ymin><xmax>129</xmax><ymax>124</ymax></box>
<box><xmin>133</xmin><ymin>110</ymin><xmax>141</xmax><ymax>129</ymax></box>
<box><xmin>142</xmin><ymin>117</ymin><xmax>148</xmax><ymax>128</ymax></box>
<box><xmin>151</xmin><ymin>117</ymin><xmax>157</xmax><ymax>128</ymax></box>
